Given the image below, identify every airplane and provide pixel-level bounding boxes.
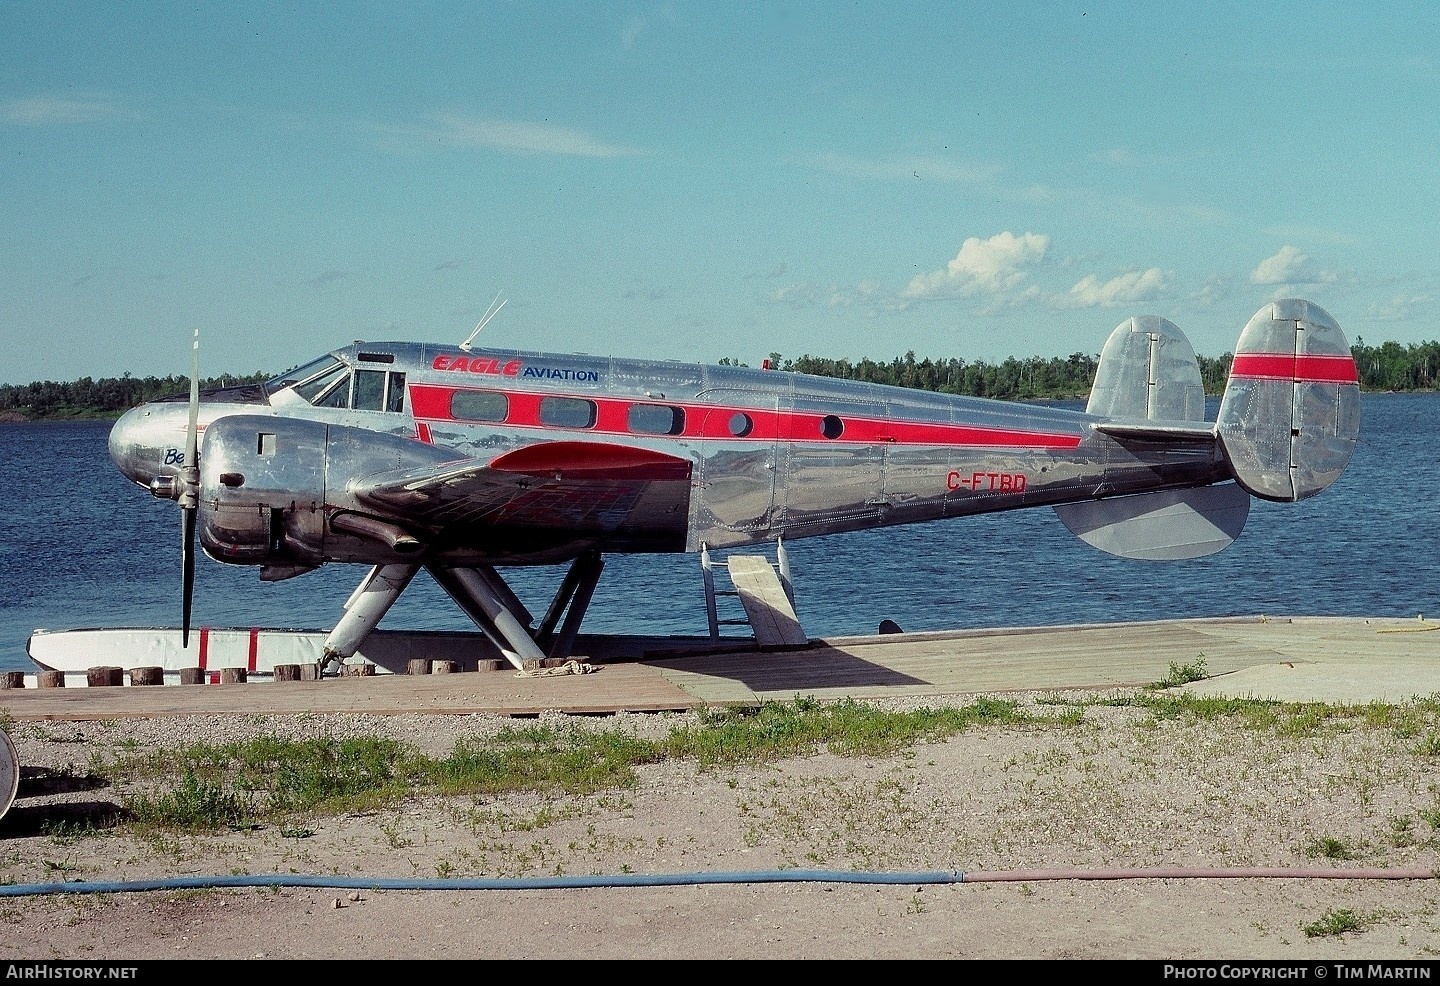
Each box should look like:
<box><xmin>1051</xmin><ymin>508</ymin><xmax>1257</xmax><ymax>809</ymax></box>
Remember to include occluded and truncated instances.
<box><xmin>103</xmin><ymin>297</ymin><xmax>1358</xmax><ymax>675</ymax></box>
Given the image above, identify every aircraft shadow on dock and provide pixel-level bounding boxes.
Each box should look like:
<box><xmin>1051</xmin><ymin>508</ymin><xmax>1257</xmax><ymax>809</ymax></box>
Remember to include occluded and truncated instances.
<box><xmin>646</xmin><ymin>642</ymin><xmax>929</xmax><ymax>693</ymax></box>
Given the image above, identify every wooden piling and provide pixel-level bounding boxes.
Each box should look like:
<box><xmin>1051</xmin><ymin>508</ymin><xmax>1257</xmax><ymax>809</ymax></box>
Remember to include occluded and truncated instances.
<box><xmin>299</xmin><ymin>663</ymin><xmax>321</xmax><ymax>681</ymax></box>
<box><xmin>178</xmin><ymin>667</ymin><xmax>204</xmax><ymax>685</ymax></box>
<box><xmin>274</xmin><ymin>664</ymin><xmax>300</xmax><ymax>682</ymax></box>
<box><xmin>0</xmin><ymin>672</ymin><xmax>25</xmax><ymax>689</ymax></box>
<box><xmin>37</xmin><ymin>670</ymin><xmax>65</xmax><ymax>688</ymax></box>
<box><xmin>432</xmin><ymin>660</ymin><xmax>459</xmax><ymax>674</ymax></box>
<box><xmin>219</xmin><ymin>667</ymin><xmax>247</xmax><ymax>684</ymax></box>
<box><xmin>407</xmin><ymin>658</ymin><xmax>431</xmax><ymax>675</ymax></box>
<box><xmin>129</xmin><ymin>666</ymin><xmax>164</xmax><ymax>686</ymax></box>
<box><xmin>86</xmin><ymin>666</ymin><xmax>123</xmax><ymax>687</ymax></box>
<box><xmin>476</xmin><ymin>659</ymin><xmax>502</xmax><ymax>673</ymax></box>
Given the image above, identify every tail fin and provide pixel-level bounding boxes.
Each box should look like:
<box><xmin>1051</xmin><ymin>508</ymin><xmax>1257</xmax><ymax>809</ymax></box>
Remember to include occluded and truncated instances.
<box><xmin>1086</xmin><ymin>315</ymin><xmax>1206</xmax><ymax>422</ymax></box>
<box><xmin>1217</xmin><ymin>299</ymin><xmax>1359</xmax><ymax>502</ymax></box>
<box><xmin>1058</xmin><ymin>312</ymin><xmax>1242</xmax><ymax>560</ymax></box>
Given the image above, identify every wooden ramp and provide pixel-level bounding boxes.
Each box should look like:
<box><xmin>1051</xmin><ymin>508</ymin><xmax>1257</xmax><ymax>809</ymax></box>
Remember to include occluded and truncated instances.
<box><xmin>725</xmin><ymin>555</ymin><xmax>808</xmax><ymax>647</ymax></box>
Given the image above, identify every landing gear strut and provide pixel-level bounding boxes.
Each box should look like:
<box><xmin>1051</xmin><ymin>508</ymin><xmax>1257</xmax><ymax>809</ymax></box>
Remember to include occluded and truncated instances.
<box><xmin>319</xmin><ymin>550</ymin><xmax>607</xmax><ymax>673</ymax></box>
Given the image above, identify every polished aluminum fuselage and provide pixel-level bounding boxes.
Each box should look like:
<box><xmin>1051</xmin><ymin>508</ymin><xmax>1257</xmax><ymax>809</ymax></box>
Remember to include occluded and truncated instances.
<box><xmin>110</xmin><ymin>341</ymin><xmax>1230</xmax><ymax>569</ymax></box>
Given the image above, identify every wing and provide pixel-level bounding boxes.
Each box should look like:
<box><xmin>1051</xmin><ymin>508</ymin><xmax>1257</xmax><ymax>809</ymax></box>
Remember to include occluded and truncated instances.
<box><xmin>350</xmin><ymin>440</ymin><xmax>694</xmax><ymax>548</ymax></box>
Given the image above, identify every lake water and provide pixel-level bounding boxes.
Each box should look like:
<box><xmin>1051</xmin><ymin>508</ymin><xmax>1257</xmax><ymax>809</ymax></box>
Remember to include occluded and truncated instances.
<box><xmin>0</xmin><ymin>393</ymin><xmax>1432</xmax><ymax>673</ymax></box>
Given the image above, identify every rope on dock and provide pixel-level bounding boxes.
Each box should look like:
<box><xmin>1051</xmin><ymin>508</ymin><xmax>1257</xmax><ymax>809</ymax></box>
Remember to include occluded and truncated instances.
<box><xmin>514</xmin><ymin>660</ymin><xmax>599</xmax><ymax>678</ymax></box>
<box><xmin>1377</xmin><ymin>620</ymin><xmax>1440</xmax><ymax>633</ymax></box>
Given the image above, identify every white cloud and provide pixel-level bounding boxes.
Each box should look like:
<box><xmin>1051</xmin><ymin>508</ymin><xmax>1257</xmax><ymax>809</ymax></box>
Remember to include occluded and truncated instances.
<box><xmin>1053</xmin><ymin>268</ymin><xmax>1170</xmax><ymax>309</ymax></box>
<box><xmin>1369</xmin><ymin>293</ymin><xmax>1435</xmax><ymax>321</ymax></box>
<box><xmin>771</xmin><ymin>282</ymin><xmax>823</xmax><ymax>306</ymax></box>
<box><xmin>828</xmin><ymin>280</ymin><xmax>883</xmax><ymax>308</ymax></box>
<box><xmin>0</xmin><ymin>94</ymin><xmax>130</xmax><ymax>125</ymax></box>
<box><xmin>424</xmin><ymin>112</ymin><xmax>644</xmax><ymax>158</ymax></box>
<box><xmin>1251</xmin><ymin>245</ymin><xmax>1336</xmax><ymax>286</ymax></box>
<box><xmin>901</xmin><ymin>231</ymin><xmax>1050</xmax><ymax>301</ymax></box>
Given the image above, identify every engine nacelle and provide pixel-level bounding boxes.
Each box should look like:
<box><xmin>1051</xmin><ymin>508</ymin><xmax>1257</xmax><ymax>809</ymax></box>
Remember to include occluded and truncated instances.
<box><xmin>197</xmin><ymin>415</ymin><xmax>455</xmax><ymax>567</ymax></box>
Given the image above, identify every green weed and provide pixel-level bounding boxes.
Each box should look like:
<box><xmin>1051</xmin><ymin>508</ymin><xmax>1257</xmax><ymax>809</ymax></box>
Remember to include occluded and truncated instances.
<box><xmin>1303</xmin><ymin>908</ymin><xmax>1368</xmax><ymax>938</ymax></box>
<box><xmin>1151</xmin><ymin>657</ymin><xmax>1208</xmax><ymax>689</ymax></box>
<box><xmin>1300</xmin><ymin>836</ymin><xmax>1358</xmax><ymax>860</ymax></box>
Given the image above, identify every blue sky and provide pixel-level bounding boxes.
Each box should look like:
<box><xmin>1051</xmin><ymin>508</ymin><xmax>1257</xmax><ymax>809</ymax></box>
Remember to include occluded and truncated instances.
<box><xmin>3</xmin><ymin>1</ymin><xmax>1437</xmax><ymax>386</ymax></box>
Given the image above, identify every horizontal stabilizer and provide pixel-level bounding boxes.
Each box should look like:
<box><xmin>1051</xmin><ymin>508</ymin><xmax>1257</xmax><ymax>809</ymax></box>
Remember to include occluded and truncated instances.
<box><xmin>1092</xmin><ymin>420</ymin><xmax>1217</xmax><ymax>443</ymax></box>
<box><xmin>1053</xmin><ymin>483</ymin><xmax>1251</xmax><ymax>560</ymax></box>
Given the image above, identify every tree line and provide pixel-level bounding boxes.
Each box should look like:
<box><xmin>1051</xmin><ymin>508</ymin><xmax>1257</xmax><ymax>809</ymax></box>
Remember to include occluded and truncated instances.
<box><xmin>0</xmin><ymin>372</ymin><xmax>270</xmax><ymax>420</ymax></box>
<box><xmin>2</xmin><ymin>337</ymin><xmax>1438</xmax><ymax>420</ymax></box>
<box><xmin>746</xmin><ymin>336</ymin><xmax>1440</xmax><ymax>400</ymax></box>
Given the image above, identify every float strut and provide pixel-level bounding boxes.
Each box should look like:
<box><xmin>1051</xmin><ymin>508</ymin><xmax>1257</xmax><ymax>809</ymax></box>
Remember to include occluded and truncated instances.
<box><xmin>427</xmin><ymin>564</ymin><xmax>546</xmax><ymax>671</ymax></box>
<box><xmin>321</xmin><ymin>563</ymin><xmax>420</xmax><ymax>671</ymax></box>
<box><xmin>701</xmin><ymin>543</ymin><xmax>720</xmax><ymax>641</ymax></box>
<box><xmin>545</xmin><ymin>551</ymin><xmax>603</xmax><ymax>659</ymax></box>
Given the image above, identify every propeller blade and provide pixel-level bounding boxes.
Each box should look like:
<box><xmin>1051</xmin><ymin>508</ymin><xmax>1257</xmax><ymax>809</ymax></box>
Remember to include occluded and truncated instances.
<box><xmin>185</xmin><ymin>329</ymin><xmax>200</xmax><ymax>473</ymax></box>
<box><xmin>180</xmin><ymin>329</ymin><xmax>200</xmax><ymax>648</ymax></box>
<box><xmin>181</xmin><ymin>506</ymin><xmax>196</xmax><ymax>647</ymax></box>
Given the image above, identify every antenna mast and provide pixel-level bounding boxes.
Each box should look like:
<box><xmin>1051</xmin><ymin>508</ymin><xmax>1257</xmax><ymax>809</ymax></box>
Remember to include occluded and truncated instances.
<box><xmin>459</xmin><ymin>292</ymin><xmax>507</xmax><ymax>351</ymax></box>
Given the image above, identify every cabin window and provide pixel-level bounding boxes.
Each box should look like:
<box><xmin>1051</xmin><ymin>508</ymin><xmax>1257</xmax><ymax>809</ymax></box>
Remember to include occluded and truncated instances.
<box><xmin>540</xmin><ymin>396</ymin><xmax>598</xmax><ymax>429</ymax></box>
<box><xmin>820</xmin><ymin>414</ymin><xmax>844</xmax><ymax>439</ymax></box>
<box><xmin>728</xmin><ymin>412</ymin><xmax>753</xmax><ymax>438</ymax></box>
<box><xmin>451</xmin><ymin>390</ymin><xmax>509</xmax><ymax>422</ymax></box>
<box><xmin>353</xmin><ymin>369</ymin><xmax>386</xmax><ymax>411</ymax></box>
<box><xmin>386</xmin><ymin>372</ymin><xmax>406</xmax><ymax>413</ymax></box>
<box><xmin>629</xmin><ymin>403</ymin><xmax>685</xmax><ymax>436</ymax></box>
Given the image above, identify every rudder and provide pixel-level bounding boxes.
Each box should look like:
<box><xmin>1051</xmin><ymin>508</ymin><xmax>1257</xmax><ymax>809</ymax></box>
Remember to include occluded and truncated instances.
<box><xmin>1217</xmin><ymin>299</ymin><xmax>1359</xmax><ymax>502</ymax></box>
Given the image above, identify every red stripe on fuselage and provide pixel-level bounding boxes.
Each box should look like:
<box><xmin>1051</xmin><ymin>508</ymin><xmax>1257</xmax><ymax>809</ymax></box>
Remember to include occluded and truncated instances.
<box><xmin>248</xmin><ymin>627</ymin><xmax>259</xmax><ymax>673</ymax></box>
<box><xmin>1230</xmin><ymin>352</ymin><xmax>1359</xmax><ymax>384</ymax></box>
<box><xmin>407</xmin><ymin>384</ymin><xmax>1082</xmax><ymax>449</ymax></box>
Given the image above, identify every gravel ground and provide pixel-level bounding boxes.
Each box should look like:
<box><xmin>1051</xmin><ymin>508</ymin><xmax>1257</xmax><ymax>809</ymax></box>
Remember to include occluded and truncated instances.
<box><xmin>3</xmin><ymin>690</ymin><xmax>1440</xmax><ymax>961</ymax></box>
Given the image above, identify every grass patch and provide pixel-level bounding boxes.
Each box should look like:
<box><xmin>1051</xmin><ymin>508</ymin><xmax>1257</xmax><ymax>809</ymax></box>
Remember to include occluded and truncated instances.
<box><xmin>1303</xmin><ymin>908</ymin><xmax>1369</xmax><ymax>938</ymax></box>
<box><xmin>663</xmin><ymin>695</ymin><xmax>1029</xmax><ymax>764</ymax></box>
<box><xmin>115</xmin><ymin>736</ymin><xmax>421</xmax><ymax>830</ymax></box>
<box><xmin>429</xmin><ymin>725</ymin><xmax>661</xmax><ymax>796</ymax></box>
<box><xmin>1301</xmin><ymin>836</ymin><xmax>1359</xmax><ymax>860</ymax></box>
<box><xmin>1150</xmin><ymin>656</ymin><xmax>1209</xmax><ymax>690</ymax></box>
<box><xmin>103</xmin><ymin>696</ymin><xmax>1034</xmax><ymax>834</ymax></box>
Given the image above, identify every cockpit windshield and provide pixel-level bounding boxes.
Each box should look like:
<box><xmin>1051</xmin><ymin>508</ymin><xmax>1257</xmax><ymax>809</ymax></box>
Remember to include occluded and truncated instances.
<box><xmin>266</xmin><ymin>355</ymin><xmax>344</xmax><ymax>393</ymax></box>
<box><xmin>264</xmin><ymin>353</ymin><xmax>408</xmax><ymax>414</ymax></box>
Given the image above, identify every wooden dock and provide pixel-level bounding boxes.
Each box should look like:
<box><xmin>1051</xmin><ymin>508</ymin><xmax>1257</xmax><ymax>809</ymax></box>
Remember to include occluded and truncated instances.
<box><xmin>3</xmin><ymin>614</ymin><xmax>1438</xmax><ymax>721</ymax></box>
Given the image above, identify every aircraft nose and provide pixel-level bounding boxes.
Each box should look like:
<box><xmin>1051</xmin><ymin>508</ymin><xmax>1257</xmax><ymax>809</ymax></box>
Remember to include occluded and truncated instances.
<box><xmin>109</xmin><ymin>403</ymin><xmax>177</xmax><ymax>491</ymax></box>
